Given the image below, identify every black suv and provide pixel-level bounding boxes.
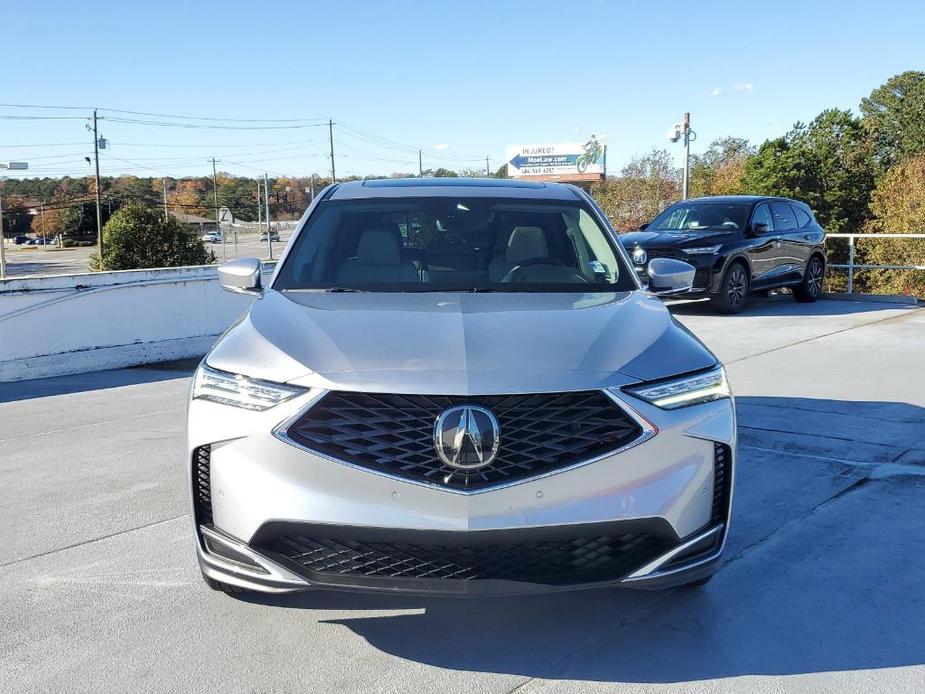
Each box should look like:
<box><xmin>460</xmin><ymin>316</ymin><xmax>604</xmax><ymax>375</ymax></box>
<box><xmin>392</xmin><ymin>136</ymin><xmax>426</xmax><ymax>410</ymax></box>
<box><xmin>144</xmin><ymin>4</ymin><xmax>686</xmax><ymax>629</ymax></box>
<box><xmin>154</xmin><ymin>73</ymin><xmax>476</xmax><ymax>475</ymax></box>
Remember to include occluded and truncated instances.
<box><xmin>620</xmin><ymin>195</ymin><xmax>826</xmax><ymax>313</ymax></box>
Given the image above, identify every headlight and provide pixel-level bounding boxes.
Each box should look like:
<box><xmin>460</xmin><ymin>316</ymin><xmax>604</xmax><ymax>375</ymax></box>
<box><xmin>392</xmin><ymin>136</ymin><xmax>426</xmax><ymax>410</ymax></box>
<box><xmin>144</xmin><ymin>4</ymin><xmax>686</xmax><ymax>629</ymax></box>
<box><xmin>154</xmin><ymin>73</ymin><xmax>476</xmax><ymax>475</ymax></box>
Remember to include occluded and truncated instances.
<box><xmin>622</xmin><ymin>366</ymin><xmax>730</xmax><ymax>410</ymax></box>
<box><xmin>681</xmin><ymin>245</ymin><xmax>721</xmax><ymax>255</ymax></box>
<box><xmin>192</xmin><ymin>364</ymin><xmax>305</xmax><ymax>411</ymax></box>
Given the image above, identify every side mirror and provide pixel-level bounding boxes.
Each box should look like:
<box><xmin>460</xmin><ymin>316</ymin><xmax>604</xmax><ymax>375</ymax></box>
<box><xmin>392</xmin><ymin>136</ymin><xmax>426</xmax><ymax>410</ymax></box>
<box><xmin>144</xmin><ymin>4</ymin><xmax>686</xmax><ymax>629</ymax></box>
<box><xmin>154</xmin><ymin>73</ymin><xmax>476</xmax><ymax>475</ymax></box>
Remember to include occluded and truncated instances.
<box><xmin>218</xmin><ymin>257</ymin><xmax>262</xmax><ymax>295</ymax></box>
<box><xmin>647</xmin><ymin>257</ymin><xmax>695</xmax><ymax>296</ymax></box>
<box><xmin>638</xmin><ymin>223</ymin><xmax>649</xmax><ymax>231</ymax></box>
<box><xmin>749</xmin><ymin>222</ymin><xmax>769</xmax><ymax>236</ymax></box>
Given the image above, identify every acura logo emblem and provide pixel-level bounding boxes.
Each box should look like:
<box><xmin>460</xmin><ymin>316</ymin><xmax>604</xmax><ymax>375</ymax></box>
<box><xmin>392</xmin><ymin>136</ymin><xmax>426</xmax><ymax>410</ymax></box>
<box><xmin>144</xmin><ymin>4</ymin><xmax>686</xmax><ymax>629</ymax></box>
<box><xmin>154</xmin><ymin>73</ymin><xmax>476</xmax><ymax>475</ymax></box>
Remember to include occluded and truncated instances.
<box><xmin>632</xmin><ymin>247</ymin><xmax>648</xmax><ymax>265</ymax></box>
<box><xmin>434</xmin><ymin>405</ymin><xmax>501</xmax><ymax>470</ymax></box>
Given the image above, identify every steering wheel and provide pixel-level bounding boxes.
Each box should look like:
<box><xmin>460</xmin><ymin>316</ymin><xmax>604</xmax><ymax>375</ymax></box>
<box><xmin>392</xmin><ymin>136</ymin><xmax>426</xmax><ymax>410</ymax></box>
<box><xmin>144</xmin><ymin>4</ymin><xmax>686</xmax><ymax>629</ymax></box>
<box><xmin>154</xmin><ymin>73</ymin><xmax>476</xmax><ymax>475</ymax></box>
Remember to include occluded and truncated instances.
<box><xmin>501</xmin><ymin>257</ymin><xmax>589</xmax><ymax>284</ymax></box>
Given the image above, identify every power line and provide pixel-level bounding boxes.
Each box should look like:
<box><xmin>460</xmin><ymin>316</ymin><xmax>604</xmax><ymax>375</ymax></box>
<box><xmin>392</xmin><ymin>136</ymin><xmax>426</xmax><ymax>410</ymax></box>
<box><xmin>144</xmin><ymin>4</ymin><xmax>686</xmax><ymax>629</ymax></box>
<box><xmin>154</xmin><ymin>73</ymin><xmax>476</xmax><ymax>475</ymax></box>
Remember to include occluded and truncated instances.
<box><xmin>103</xmin><ymin>116</ymin><xmax>329</xmax><ymax>131</ymax></box>
<box><xmin>0</xmin><ymin>102</ymin><xmax>326</xmax><ymax>123</ymax></box>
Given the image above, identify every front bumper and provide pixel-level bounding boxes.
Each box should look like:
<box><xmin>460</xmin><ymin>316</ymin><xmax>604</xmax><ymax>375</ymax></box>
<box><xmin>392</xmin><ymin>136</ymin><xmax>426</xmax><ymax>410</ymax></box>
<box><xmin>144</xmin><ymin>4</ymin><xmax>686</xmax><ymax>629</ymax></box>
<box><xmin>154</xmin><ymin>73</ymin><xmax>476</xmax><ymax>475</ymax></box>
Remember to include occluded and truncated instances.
<box><xmin>189</xmin><ymin>389</ymin><xmax>735</xmax><ymax>595</ymax></box>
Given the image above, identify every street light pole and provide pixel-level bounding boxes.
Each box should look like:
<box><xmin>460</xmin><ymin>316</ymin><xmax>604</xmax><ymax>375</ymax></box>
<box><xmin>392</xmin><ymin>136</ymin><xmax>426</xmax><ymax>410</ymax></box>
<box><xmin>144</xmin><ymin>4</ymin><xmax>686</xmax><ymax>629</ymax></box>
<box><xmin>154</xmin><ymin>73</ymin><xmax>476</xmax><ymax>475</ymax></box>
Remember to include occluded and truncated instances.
<box><xmin>90</xmin><ymin>110</ymin><xmax>105</xmax><ymax>268</ymax></box>
<box><xmin>211</xmin><ymin>157</ymin><xmax>224</xmax><ymax>261</ymax></box>
<box><xmin>0</xmin><ymin>161</ymin><xmax>29</xmax><ymax>279</ymax></box>
<box><xmin>681</xmin><ymin>112</ymin><xmax>691</xmax><ymax>200</ymax></box>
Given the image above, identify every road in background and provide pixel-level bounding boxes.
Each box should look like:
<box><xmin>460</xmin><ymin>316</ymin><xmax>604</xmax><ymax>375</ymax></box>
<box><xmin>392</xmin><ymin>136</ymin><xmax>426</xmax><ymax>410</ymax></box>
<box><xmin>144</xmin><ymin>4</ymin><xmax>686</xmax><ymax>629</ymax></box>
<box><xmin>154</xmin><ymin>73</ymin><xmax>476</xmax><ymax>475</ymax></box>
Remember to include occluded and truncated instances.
<box><xmin>1</xmin><ymin>229</ymin><xmax>294</xmax><ymax>278</ymax></box>
<box><xmin>1</xmin><ymin>299</ymin><xmax>924</xmax><ymax>693</ymax></box>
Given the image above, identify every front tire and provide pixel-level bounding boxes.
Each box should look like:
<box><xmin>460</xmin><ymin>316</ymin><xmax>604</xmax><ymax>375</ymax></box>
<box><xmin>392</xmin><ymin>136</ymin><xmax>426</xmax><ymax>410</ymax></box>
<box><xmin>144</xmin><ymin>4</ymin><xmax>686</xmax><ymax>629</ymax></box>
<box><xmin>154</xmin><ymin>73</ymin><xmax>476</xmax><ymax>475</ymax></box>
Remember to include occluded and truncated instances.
<box><xmin>202</xmin><ymin>573</ymin><xmax>246</xmax><ymax>595</ymax></box>
<box><xmin>794</xmin><ymin>255</ymin><xmax>824</xmax><ymax>302</ymax></box>
<box><xmin>711</xmin><ymin>262</ymin><xmax>750</xmax><ymax>314</ymax></box>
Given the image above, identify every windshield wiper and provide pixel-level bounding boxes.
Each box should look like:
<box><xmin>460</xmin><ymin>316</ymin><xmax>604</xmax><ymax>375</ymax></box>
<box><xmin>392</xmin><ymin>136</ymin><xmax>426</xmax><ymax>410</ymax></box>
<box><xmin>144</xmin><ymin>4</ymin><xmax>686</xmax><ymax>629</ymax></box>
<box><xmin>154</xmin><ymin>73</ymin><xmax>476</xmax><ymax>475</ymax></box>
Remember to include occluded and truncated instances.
<box><xmin>324</xmin><ymin>287</ymin><xmax>367</xmax><ymax>293</ymax></box>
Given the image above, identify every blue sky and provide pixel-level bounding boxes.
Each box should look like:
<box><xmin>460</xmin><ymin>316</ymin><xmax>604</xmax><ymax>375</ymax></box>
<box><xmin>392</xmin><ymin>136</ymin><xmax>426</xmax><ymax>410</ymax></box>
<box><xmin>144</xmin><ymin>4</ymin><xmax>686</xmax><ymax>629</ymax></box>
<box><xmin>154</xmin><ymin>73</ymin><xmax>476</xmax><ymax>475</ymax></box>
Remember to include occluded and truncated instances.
<box><xmin>3</xmin><ymin>0</ymin><xmax>923</xmax><ymax>180</ymax></box>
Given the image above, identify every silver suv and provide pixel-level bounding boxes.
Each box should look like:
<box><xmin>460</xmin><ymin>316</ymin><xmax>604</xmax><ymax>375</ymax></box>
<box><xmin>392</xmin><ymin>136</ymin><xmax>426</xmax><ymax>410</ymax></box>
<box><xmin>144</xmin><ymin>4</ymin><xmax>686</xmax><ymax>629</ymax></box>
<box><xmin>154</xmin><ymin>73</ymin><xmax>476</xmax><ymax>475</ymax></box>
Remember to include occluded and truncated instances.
<box><xmin>188</xmin><ymin>178</ymin><xmax>736</xmax><ymax>596</ymax></box>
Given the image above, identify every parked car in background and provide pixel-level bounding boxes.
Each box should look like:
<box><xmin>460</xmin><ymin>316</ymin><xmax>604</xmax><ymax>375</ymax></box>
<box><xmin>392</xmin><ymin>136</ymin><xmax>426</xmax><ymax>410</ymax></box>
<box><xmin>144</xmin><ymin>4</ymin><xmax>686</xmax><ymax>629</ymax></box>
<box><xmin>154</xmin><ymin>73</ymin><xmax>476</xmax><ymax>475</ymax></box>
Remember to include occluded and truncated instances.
<box><xmin>30</xmin><ymin>237</ymin><xmax>50</xmax><ymax>245</ymax></box>
<box><xmin>259</xmin><ymin>230</ymin><xmax>280</xmax><ymax>242</ymax></box>
<box><xmin>620</xmin><ymin>196</ymin><xmax>826</xmax><ymax>313</ymax></box>
<box><xmin>189</xmin><ymin>178</ymin><xmax>735</xmax><ymax>597</ymax></box>
<box><xmin>202</xmin><ymin>231</ymin><xmax>221</xmax><ymax>244</ymax></box>
<box><xmin>13</xmin><ymin>235</ymin><xmax>30</xmax><ymax>245</ymax></box>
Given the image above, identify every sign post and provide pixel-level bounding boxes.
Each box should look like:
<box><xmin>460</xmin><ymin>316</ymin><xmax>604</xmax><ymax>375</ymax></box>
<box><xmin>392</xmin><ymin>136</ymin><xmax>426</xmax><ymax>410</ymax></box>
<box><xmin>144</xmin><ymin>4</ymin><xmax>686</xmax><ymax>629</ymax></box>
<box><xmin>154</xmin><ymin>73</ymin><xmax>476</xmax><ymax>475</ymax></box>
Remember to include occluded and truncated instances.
<box><xmin>218</xmin><ymin>207</ymin><xmax>237</xmax><ymax>259</ymax></box>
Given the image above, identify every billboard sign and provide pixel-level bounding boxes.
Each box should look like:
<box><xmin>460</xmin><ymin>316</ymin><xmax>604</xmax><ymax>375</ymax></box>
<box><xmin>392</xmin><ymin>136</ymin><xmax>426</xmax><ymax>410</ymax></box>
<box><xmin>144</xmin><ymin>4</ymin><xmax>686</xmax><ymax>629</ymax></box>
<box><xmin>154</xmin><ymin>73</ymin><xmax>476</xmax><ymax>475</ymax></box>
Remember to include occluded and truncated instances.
<box><xmin>506</xmin><ymin>137</ymin><xmax>605</xmax><ymax>180</ymax></box>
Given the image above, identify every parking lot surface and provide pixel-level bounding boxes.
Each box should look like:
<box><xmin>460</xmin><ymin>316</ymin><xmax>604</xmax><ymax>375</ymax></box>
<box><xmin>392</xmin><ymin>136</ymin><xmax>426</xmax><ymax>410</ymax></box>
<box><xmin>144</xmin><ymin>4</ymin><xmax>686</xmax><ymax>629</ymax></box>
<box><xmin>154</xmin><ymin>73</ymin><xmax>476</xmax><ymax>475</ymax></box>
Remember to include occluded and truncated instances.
<box><xmin>2</xmin><ymin>230</ymin><xmax>292</xmax><ymax>278</ymax></box>
<box><xmin>2</xmin><ymin>297</ymin><xmax>924</xmax><ymax>693</ymax></box>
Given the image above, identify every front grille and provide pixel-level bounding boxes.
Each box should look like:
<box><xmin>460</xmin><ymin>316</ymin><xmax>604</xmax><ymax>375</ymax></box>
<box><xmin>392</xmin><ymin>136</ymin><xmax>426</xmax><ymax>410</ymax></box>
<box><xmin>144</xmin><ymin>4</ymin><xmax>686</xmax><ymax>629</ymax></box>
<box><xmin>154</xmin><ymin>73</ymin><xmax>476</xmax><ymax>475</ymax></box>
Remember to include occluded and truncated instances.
<box><xmin>260</xmin><ymin>529</ymin><xmax>672</xmax><ymax>585</ymax></box>
<box><xmin>645</xmin><ymin>247</ymin><xmax>680</xmax><ymax>260</ymax></box>
<box><xmin>712</xmin><ymin>442</ymin><xmax>732</xmax><ymax>525</ymax></box>
<box><xmin>193</xmin><ymin>445</ymin><xmax>213</xmax><ymax>525</ymax></box>
<box><xmin>284</xmin><ymin>390</ymin><xmax>644</xmax><ymax>491</ymax></box>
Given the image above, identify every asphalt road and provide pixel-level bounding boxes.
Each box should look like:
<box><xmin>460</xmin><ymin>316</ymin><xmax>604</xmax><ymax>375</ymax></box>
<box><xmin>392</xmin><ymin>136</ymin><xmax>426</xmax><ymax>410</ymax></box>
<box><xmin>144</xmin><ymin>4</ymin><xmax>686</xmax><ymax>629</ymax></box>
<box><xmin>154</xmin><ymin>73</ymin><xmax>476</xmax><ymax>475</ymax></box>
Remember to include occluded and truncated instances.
<box><xmin>2</xmin><ymin>298</ymin><xmax>924</xmax><ymax>693</ymax></box>
<box><xmin>2</xmin><ymin>230</ymin><xmax>293</xmax><ymax>278</ymax></box>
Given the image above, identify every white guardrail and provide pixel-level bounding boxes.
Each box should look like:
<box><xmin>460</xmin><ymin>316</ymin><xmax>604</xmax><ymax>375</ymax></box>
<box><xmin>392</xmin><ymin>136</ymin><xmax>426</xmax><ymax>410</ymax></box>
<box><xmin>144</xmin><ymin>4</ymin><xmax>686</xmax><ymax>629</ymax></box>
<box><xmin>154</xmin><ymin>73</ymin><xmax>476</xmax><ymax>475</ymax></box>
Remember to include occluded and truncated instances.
<box><xmin>826</xmin><ymin>233</ymin><xmax>925</xmax><ymax>294</ymax></box>
<box><xmin>0</xmin><ymin>264</ymin><xmax>271</xmax><ymax>382</ymax></box>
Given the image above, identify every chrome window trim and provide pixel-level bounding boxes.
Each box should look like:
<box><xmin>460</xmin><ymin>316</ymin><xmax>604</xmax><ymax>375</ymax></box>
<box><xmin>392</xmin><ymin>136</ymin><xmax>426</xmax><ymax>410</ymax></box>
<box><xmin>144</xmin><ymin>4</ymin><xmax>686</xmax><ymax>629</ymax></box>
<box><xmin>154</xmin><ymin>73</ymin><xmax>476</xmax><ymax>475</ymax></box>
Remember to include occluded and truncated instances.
<box><xmin>272</xmin><ymin>388</ymin><xmax>658</xmax><ymax>496</ymax></box>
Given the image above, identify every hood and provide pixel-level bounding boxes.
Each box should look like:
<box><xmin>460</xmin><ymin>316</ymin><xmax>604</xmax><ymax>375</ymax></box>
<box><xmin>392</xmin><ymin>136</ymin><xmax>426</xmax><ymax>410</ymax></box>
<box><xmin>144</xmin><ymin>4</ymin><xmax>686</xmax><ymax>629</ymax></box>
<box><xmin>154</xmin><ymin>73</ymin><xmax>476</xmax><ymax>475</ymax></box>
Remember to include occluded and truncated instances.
<box><xmin>620</xmin><ymin>230</ymin><xmax>734</xmax><ymax>247</ymax></box>
<box><xmin>206</xmin><ymin>290</ymin><xmax>717</xmax><ymax>394</ymax></box>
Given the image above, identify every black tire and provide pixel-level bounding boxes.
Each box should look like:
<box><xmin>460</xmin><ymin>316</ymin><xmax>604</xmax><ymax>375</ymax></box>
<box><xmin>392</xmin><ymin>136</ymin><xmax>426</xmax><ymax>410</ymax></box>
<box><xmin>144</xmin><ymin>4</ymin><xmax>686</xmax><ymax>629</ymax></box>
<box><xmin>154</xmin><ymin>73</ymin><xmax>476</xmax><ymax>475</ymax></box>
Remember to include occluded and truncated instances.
<box><xmin>794</xmin><ymin>255</ymin><xmax>824</xmax><ymax>302</ymax></box>
<box><xmin>710</xmin><ymin>262</ymin><xmax>750</xmax><ymax>314</ymax></box>
<box><xmin>202</xmin><ymin>574</ymin><xmax>246</xmax><ymax>595</ymax></box>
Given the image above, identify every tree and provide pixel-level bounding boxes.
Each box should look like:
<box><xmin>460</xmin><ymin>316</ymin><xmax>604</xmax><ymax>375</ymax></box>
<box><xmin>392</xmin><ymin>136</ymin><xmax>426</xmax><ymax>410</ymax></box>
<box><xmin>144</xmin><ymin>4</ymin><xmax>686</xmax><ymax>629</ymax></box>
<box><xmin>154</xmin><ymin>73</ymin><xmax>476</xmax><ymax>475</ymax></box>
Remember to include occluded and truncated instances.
<box><xmin>859</xmin><ymin>154</ymin><xmax>925</xmax><ymax>297</ymax></box>
<box><xmin>689</xmin><ymin>137</ymin><xmax>754</xmax><ymax>197</ymax></box>
<box><xmin>591</xmin><ymin>149</ymin><xmax>680</xmax><ymax>231</ymax></box>
<box><xmin>742</xmin><ymin>109</ymin><xmax>875</xmax><ymax>232</ymax></box>
<box><xmin>89</xmin><ymin>203</ymin><xmax>214</xmax><ymax>271</ymax></box>
<box><xmin>860</xmin><ymin>71</ymin><xmax>925</xmax><ymax>169</ymax></box>
<box><xmin>494</xmin><ymin>164</ymin><xmax>509</xmax><ymax>179</ymax></box>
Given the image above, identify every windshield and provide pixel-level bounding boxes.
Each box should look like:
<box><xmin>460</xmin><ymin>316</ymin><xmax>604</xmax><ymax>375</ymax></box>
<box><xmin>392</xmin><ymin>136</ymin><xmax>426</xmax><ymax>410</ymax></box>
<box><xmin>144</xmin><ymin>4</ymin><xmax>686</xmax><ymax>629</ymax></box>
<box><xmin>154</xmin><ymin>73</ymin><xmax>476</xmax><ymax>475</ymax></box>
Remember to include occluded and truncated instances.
<box><xmin>273</xmin><ymin>197</ymin><xmax>635</xmax><ymax>292</ymax></box>
<box><xmin>647</xmin><ymin>202</ymin><xmax>751</xmax><ymax>232</ymax></box>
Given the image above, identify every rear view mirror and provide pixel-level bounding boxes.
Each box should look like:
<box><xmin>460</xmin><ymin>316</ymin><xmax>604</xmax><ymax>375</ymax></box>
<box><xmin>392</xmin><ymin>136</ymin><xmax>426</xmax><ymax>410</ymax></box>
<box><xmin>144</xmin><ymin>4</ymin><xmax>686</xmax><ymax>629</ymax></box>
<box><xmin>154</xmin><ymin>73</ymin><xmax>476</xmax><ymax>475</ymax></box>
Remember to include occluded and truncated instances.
<box><xmin>647</xmin><ymin>257</ymin><xmax>695</xmax><ymax>296</ymax></box>
<box><xmin>638</xmin><ymin>223</ymin><xmax>649</xmax><ymax>231</ymax></box>
<box><xmin>218</xmin><ymin>257</ymin><xmax>262</xmax><ymax>295</ymax></box>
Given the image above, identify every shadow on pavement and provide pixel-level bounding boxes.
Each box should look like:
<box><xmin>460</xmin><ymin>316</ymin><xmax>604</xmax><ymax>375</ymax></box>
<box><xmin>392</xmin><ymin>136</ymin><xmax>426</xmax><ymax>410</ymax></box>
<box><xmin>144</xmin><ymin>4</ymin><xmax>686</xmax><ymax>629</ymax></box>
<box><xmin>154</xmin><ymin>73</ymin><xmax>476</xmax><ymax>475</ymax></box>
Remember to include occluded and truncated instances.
<box><xmin>0</xmin><ymin>359</ymin><xmax>199</xmax><ymax>404</ymax></box>
<box><xmin>235</xmin><ymin>396</ymin><xmax>925</xmax><ymax>684</ymax></box>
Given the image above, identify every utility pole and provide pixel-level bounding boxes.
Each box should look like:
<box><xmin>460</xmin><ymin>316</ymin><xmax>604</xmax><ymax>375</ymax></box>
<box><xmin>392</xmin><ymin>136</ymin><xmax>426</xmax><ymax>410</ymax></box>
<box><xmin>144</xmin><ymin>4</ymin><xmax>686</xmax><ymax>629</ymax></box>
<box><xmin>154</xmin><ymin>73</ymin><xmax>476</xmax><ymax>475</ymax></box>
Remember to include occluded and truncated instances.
<box><xmin>328</xmin><ymin>119</ymin><xmax>336</xmax><ymax>182</ymax></box>
<box><xmin>41</xmin><ymin>199</ymin><xmax>47</xmax><ymax>244</ymax></box>
<box><xmin>162</xmin><ymin>178</ymin><xmax>169</xmax><ymax>221</ymax></box>
<box><xmin>682</xmin><ymin>112</ymin><xmax>691</xmax><ymax>200</ymax></box>
<box><xmin>264</xmin><ymin>172</ymin><xmax>272</xmax><ymax>261</ymax></box>
<box><xmin>211</xmin><ymin>157</ymin><xmax>224</xmax><ymax>260</ymax></box>
<box><xmin>419</xmin><ymin>149</ymin><xmax>423</xmax><ymax>177</ymax></box>
<box><xmin>485</xmin><ymin>156</ymin><xmax>490</xmax><ymax>177</ymax></box>
<box><xmin>309</xmin><ymin>174</ymin><xmax>315</xmax><ymax>201</ymax></box>
<box><xmin>92</xmin><ymin>109</ymin><xmax>103</xmax><ymax>269</ymax></box>
<box><xmin>256</xmin><ymin>178</ymin><xmax>262</xmax><ymax>227</ymax></box>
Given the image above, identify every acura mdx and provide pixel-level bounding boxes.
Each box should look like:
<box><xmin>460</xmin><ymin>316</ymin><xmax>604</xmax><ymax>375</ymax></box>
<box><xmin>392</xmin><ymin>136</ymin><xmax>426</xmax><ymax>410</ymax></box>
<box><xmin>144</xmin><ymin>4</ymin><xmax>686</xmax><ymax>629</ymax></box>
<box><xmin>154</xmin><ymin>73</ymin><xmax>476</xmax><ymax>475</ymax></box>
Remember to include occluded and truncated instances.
<box><xmin>188</xmin><ymin>178</ymin><xmax>736</xmax><ymax>596</ymax></box>
<box><xmin>620</xmin><ymin>195</ymin><xmax>826</xmax><ymax>313</ymax></box>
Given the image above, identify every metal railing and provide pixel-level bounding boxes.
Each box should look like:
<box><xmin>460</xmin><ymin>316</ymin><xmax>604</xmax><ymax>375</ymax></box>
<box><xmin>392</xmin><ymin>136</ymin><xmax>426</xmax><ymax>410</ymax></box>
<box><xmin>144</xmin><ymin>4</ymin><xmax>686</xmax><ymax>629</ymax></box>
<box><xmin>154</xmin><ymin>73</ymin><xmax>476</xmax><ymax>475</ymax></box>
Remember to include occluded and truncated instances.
<box><xmin>825</xmin><ymin>233</ymin><xmax>925</xmax><ymax>294</ymax></box>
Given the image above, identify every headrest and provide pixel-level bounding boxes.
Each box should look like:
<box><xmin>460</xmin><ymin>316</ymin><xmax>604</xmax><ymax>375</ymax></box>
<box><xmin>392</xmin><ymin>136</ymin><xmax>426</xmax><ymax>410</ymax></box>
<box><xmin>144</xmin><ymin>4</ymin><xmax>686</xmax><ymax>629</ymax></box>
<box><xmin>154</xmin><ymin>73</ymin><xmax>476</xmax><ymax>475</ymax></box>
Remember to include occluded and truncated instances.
<box><xmin>356</xmin><ymin>228</ymin><xmax>401</xmax><ymax>265</ymax></box>
<box><xmin>505</xmin><ymin>226</ymin><xmax>548</xmax><ymax>264</ymax></box>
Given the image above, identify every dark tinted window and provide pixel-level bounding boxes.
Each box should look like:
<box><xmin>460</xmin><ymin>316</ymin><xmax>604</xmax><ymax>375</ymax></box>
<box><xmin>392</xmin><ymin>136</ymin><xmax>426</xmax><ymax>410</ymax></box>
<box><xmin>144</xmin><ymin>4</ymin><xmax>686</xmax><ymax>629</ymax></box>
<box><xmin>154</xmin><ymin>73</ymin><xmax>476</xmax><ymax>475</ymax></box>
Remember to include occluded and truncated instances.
<box><xmin>770</xmin><ymin>202</ymin><xmax>798</xmax><ymax>231</ymax></box>
<box><xmin>751</xmin><ymin>204</ymin><xmax>774</xmax><ymax>231</ymax></box>
<box><xmin>791</xmin><ymin>204</ymin><xmax>812</xmax><ymax>228</ymax></box>
<box><xmin>647</xmin><ymin>202</ymin><xmax>751</xmax><ymax>232</ymax></box>
<box><xmin>274</xmin><ymin>197</ymin><xmax>635</xmax><ymax>292</ymax></box>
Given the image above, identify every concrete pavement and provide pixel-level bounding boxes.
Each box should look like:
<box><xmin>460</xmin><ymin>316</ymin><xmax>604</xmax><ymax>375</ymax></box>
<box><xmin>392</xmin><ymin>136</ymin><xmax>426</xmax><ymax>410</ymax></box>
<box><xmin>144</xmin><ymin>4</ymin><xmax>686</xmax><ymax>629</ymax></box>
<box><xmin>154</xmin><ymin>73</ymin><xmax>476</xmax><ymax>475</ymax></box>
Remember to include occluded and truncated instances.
<box><xmin>2</xmin><ymin>230</ymin><xmax>293</xmax><ymax>278</ymax></box>
<box><xmin>1</xmin><ymin>297</ymin><xmax>924</xmax><ymax>693</ymax></box>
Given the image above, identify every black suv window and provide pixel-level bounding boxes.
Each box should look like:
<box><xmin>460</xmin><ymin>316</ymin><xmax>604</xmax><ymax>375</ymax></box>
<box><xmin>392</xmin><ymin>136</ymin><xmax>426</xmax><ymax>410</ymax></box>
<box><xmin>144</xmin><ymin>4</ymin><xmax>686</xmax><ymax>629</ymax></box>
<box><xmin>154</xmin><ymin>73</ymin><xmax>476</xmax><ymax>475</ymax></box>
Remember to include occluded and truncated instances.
<box><xmin>770</xmin><ymin>202</ymin><xmax>797</xmax><ymax>231</ymax></box>
<box><xmin>791</xmin><ymin>204</ymin><xmax>812</xmax><ymax>228</ymax></box>
<box><xmin>751</xmin><ymin>204</ymin><xmax>774</xmax><ymax>232</ymax></box>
